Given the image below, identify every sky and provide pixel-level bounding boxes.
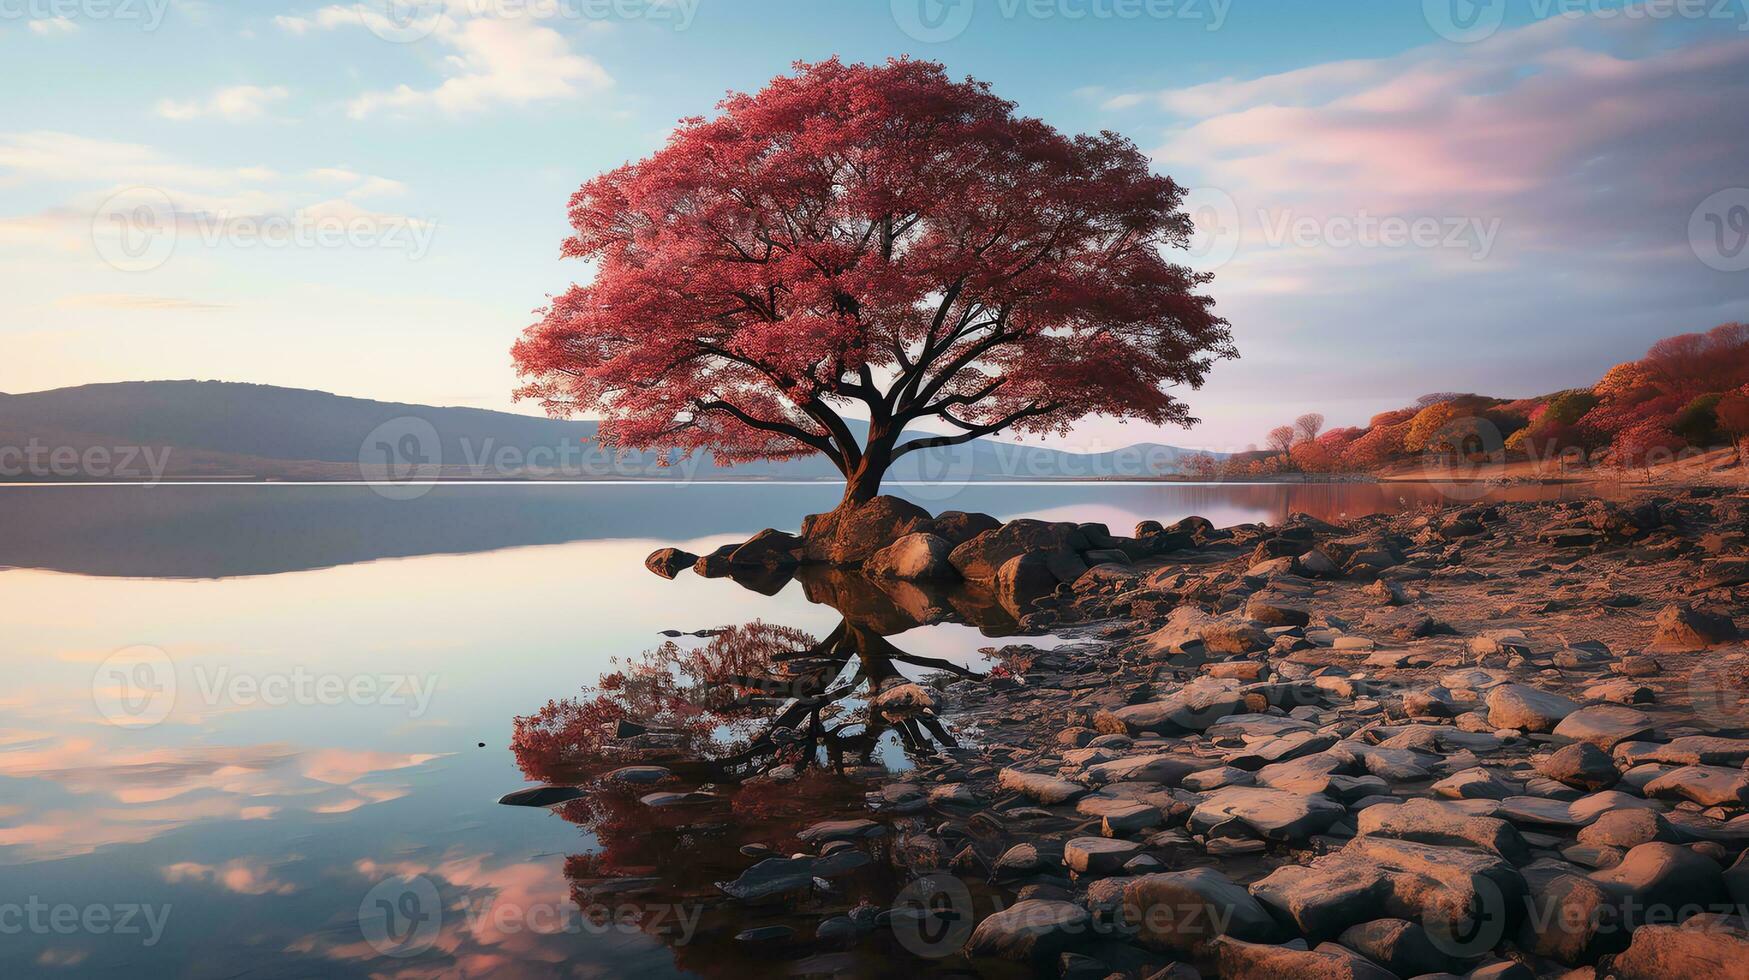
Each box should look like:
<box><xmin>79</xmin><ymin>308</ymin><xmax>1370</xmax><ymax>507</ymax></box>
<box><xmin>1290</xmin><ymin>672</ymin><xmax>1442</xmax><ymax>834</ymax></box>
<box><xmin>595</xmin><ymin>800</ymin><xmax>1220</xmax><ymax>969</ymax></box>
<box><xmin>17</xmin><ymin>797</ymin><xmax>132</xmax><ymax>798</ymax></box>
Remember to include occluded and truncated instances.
<box><xmin>2</xmin><ymin>0</ymin><xmax>1747</xmax><ymax>451</ymax></box>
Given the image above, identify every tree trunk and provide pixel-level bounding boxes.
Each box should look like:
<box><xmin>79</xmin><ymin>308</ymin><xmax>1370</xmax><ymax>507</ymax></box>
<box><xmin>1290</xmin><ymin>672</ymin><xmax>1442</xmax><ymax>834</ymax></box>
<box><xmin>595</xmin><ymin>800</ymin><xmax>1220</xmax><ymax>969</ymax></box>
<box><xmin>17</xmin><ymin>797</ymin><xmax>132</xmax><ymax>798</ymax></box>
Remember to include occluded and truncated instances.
<box><xmin>839</xmin><ymin>446</ymin><xmax>892</xmax><ymax>509</ymax></box>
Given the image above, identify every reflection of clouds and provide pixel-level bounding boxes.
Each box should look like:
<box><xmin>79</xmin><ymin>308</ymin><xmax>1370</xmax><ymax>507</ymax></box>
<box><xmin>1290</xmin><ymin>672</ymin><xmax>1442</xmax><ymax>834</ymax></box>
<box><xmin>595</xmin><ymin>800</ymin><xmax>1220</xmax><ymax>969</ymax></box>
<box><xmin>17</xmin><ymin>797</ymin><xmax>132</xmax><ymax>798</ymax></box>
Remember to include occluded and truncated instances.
<box><xmin>0</xmin><ymin>737</ymin><xmax>445</xmax><ymax>863</ymax></box>
<box><xmin>288</xmin><ymin>851</ymin><xmax>669</xmax><ymax>978</ymax></box>
<box><xmin>164</xmin><ymin>857</ymin><xmax>300</xmax><ymax>895</ymax></box>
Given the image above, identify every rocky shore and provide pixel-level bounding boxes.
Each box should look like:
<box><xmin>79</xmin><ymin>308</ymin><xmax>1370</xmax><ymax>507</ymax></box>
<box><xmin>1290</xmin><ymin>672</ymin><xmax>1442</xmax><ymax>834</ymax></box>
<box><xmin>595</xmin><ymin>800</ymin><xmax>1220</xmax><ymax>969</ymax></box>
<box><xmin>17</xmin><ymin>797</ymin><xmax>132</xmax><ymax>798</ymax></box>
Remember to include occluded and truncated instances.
<box><xmin>616</xmin><ymin>488</ymin><xmax>1749</xmax><ymax>978</ymax></box>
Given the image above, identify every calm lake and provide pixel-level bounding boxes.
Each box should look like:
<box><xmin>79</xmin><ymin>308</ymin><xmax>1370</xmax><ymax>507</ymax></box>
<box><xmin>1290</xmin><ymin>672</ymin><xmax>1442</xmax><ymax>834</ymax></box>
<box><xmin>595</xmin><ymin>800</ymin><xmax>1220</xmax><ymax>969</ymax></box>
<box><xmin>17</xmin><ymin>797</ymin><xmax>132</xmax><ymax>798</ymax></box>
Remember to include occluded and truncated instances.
<box><xmin>0</xmin><ymin>481</ymin><xmax>1604</xmax><ymax>978</ymax></box>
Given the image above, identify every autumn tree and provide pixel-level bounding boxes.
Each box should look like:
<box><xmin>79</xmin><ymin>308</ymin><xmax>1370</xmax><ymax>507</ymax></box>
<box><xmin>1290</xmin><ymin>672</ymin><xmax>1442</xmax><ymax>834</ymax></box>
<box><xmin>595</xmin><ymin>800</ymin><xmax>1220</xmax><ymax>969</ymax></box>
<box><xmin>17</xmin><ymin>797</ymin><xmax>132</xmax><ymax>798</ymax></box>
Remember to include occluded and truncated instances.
<box><xmin>1266</xmin><ymin>425</ymin><xmax>1296</xmax><ymax>456</ymax></box>
<box><xmin>1719</xmin><ymin>386</ymin><xmax>1749</xmax><ymax>463</ymax></box>
<box><xmin>511</xmin><ymin>59</ymin><xmax>1233</xmax><ymax>508</ymax></box>
<box><xmin>1293</xmin><ymin>412</ymin><xmax>1325</xmax><ymax>444</ymax></box>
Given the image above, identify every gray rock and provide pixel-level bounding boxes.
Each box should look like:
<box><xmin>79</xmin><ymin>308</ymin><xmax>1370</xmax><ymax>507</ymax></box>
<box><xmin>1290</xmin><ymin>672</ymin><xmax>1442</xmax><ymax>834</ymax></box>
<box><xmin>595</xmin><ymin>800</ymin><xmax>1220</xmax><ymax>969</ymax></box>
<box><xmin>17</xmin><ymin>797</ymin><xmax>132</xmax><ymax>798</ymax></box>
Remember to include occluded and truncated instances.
<box><xmin>1644</xmin><ymin>765</ymin><xmax>1749</xmax><ymax>807</ymax></box>
<box><xmin>999</xmin><ymin>768</ymin><xmax>1089</xmax><ymax>804</ymax></box>
<box><xmin>1536</xmin><ymin>743</ymin><xmax>1619</xmax><ymax>792</ymax></box>
<box><xmin>1189</xmin><ymin>785</ymin><xmax>1345</xmax><ymax>842</ymax></box>
<box><xmin>864</xmin><ymin>532</ymin><xmax>958</xmax><ymax>581</ymax></box>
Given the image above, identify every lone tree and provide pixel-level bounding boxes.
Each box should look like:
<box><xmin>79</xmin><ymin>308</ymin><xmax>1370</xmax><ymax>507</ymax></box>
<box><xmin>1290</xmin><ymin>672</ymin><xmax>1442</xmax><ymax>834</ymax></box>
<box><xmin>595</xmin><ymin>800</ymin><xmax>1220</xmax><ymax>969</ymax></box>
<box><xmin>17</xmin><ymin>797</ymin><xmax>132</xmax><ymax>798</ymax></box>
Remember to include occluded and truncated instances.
<box><xmin>513</xmin><ymin>58</ymin><xmax>1233</xmax><ymax>508</ymax></box>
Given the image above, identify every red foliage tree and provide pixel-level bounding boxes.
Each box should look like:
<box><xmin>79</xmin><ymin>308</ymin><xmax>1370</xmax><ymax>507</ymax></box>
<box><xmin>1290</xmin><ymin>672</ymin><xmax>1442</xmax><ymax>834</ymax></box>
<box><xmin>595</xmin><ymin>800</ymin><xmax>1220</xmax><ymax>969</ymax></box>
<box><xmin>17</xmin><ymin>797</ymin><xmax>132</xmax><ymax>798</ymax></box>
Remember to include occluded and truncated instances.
<box><xmin>512</xmin><ymin>59</ymin><xmax>1233</xmax><ymax>507</ymax></box>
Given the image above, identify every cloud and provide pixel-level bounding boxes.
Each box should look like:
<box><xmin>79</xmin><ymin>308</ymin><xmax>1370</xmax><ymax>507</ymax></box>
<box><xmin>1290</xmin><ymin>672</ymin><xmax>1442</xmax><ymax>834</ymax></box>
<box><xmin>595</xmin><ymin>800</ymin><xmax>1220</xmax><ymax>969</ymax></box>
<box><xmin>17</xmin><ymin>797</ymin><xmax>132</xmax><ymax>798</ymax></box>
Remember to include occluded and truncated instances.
<box><xmin>163</xmin><ymin>858</ymin><xmax>299</xmax><ymax>895</ymax></box>
<box><xmin>27</xmin><ymin>16</ymin><xmax>80</xmax><ymax>35</ymax></box>
<box><xmin>277</xmin><ymin>5</ymin><xmax>612</xmax><ymax>118</ymax></box>
<box><xmin>155</xmin><ymin>85</ymin><xmax>291</xmax><ymax>122</ymax></box>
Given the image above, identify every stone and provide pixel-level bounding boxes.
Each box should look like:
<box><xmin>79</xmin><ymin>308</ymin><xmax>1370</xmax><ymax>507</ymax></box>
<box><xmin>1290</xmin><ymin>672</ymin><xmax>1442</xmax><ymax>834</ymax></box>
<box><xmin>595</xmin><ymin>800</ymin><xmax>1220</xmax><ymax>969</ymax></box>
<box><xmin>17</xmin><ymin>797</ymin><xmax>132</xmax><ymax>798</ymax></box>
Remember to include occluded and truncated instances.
<box><xmin>999</xmin><ymin>768</ymin><xmax>1089</xmax><ymax>804</ymax></box>
<box><xmin>1432</xmin><ymin>767</ymin><xmax>1524</xmax><ymax>801</ymax></box>
<box><xmin>1485</xmin><ymin>683</ymin><xmax>1581</xmax><ymax>733</ymax></box>
<box><xmin>1189</xmin><ymin>785</ymin><xmax>1345</xmax><ymax>842</ymax></box>
<box><xmin>1587</xmin><ymin>842</ymin><xmax>1729</xmax><ymax>926</ymax></box>
<box><xmin>1611</xmin><ymin>917</ymin><xmax>1749</xmax><ymax>979</ymax></box>
<box><xmin>1246</xmin><ymin>592</ymin><xmax>1312</xmax><ymax>628</ymax></box>
<box><xmin>604</xmin><ymin>765</ymin><xmax>673</xmax><ymax>785</ymax></box>
<box><xmin>1537</xmin><ymin>743</ymin><xmax>1619</xmax><ymax>792</ymax></box>
<box><xmin>1553</xmin><ymin>705</ymin><xmax>1655</xmax><ymax>750</ymax></box>
<box><xmin>497</xmin><ymin>785</ymin><xmax>582</xmax><ymax>807</ymax></box>
<box><xmin>864</xmin><ymin>532</ymin><xmax>958</xmax><ymax>581</ymax></box>
<box><xmin>797</xmin><ymin>818</ymin><xmax>884</xmax><ymax>844</ymax></box>
<box><xmin>949</xmin><ymin>519</ymin><xmax>1085</xmax><ymax>584</ymax></box>
<box><xmin>1064</xmin><ymin>836</ymin><xmax>1143</xmax><ymax>875</ymax></box>
<box><xmin>729</xmin><ymin>528</ymin><xmax>803</xmax><ymax>567</ymax></box>
<box><xmin>1123</xmin><ymin>868</ymin><xmax>1279</xmax><ymax>952</ymax></box>
<box><xmin>1339</xmin><ymin>917</ymin><xmax>1465</xmax><ymax>976</ymax></box>
<box><xmin>800</xmin><ymin>496</ymin><xmax>932</xmax><ymax>565</ymax></box>
<box><xmin>929</xmin><ymin>510</ymin><xmax>1001</xmax><ymax>546</ymax></box>
<box><xmin>995</xmin><ymin>551</ymin><xmax>1060</xmax><ymax>618</ymax></box>
<box><xmin>1648</xmin><ymin>602</ymin><xmax>1740</xmax><ymax>653</ymax></box>
<box><xmin>1104</xmin><ymin>681</ymin><xmax>1249</xmax><ymax>735</ymax></box>
<box><xmin>1084</xmin><ymin>753</ymin><xmax>1200</xmax><ymax>786</ymax></box>
<box><xmin>716</xmin><ymin>857</ymin><xmax>817</xmax><ymax>901</ymax></box>
<box><xmin>963</xmin><ymin>899</ymin><xmax>1092</xmax><ymax>964</ymax></box>
<box><xmin>994</xmin><ymin>842</ymin><xmax>1058</xmax><ymax>877</ymax></box>
<box><xmin>1644</xmin><ymin>765</ymin><xmax>1749</xmax><ymax>807</ymax></box>
<box><xmin>1214</xmin><ymin>937</ymin><xmax>1400</xmax><ymax>980</ymax></box>
<box><xmin>1250</xmin><ymin>861</ymin><xmax>1394</xmax><ymax>939</ymax></box>
<box><xmin>1577</xmin><ymin>809</ymin><xmax>1678</xmax><ymax>849</ymax></box>
<box><xmin>643</xmin><ymin>547</ymin><xmax>697</xmax><ymax>578</ymax></box>
<box><xmin>1356</xmin><ymin>798</ymin><xmax>1530</xmax><ymax>863</ymax></box>
<box><xmin>1519</xmin><ymin>873</ymin><xmax>1623</xmax><ymax>965</ymax></box>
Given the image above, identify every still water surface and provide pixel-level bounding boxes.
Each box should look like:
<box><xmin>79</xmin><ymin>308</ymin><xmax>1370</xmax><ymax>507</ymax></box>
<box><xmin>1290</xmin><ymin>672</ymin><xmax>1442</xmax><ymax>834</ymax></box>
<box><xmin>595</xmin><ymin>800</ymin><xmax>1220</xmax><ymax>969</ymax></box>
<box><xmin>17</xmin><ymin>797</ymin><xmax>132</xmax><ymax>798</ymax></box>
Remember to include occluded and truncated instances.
<box><xmin>0</xmin><ymin>482</ymin><xmax>1602</xmax><ymax>977</ymax></box>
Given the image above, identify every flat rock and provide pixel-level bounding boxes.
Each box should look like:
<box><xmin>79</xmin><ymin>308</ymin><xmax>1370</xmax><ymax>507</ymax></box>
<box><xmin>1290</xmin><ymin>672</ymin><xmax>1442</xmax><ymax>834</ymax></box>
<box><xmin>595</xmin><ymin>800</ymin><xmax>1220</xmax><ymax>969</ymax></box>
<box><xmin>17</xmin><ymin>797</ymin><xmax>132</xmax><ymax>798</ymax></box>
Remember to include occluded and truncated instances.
<box><xmin>999</xmin><ymin>768</ymin><xmax>1089</xmax><ymax>804</ymax></box>
<box><xmin>1644</xmin><ymin>765</ymin><xmax>1749</xmax><ymax>807</ymax></box>
<box><xmin>1189</xmin><ymin>785</ymin><xmax>1345</xmax><ymax>842</ymax></box>
<box><xmin>1552</xmin><ymin>704</ymin><xmax>1655</xmax><ymax>750</ymax></box>
<box><xmin>1485</xmin><ymin>683</ymin><xmax>1581</xmax><ymax>733</ymax></box>
<box><xmin>1064</xmin><ymin>836</ymin><xmax>1143</xmax><ymax>875</ymax></box>
<box><xmin>1123</xmin><ymin>868</ymin><xmax>1279</xmax><ymax>952</ymax></box>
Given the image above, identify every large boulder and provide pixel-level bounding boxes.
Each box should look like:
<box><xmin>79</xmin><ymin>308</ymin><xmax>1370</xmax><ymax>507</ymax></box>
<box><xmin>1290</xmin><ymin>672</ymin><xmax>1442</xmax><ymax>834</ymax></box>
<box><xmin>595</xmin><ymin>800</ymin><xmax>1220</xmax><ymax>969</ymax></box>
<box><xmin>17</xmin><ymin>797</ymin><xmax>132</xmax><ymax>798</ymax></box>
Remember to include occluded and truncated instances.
<box><xmin>1553</xmin><ymin>705</ymin><xmax>1656</xmax><ymax>750</ymax></box>
<box><xmin>995</xmin><ymin>551</ymin><xmax>1059</xmax><ymax>619</ymax></box>
<box><xmin>800</xmin><ymin>496</ymin><xmax>932</xmax><ymax>565</ymax></box>
<box><xmin>1214</xmin><ymin>937</ymin><xmax>1400</xmax><ymax>980</ymax></box>
<box><xmin>1588</xmin><ymin>842</ymin><xmax>1729</xmax><ymax>927</ymax></box>
<box><xmin>949</xmin><ymin>519</ymin><xmax>1088</xmax><ymax>585</ymax></box>
<box><xmin>1649</xmin><ymin>602</ymin><xmax>1740</xmax><ymax>652</ymax></box>
<box><xmin>864</xmin><ymin>532</ymin><xmax>958</xmax><ymax>581</ymax></box>
<box><xmin>1356</xmin><ymin>798</ymin><xmax>1530</xmax><ymax>863</ymax></box>
<box><xmin>929</xmin><ymin>510</ymin><xmax>1001</xmax><ymax>546</ymax></box>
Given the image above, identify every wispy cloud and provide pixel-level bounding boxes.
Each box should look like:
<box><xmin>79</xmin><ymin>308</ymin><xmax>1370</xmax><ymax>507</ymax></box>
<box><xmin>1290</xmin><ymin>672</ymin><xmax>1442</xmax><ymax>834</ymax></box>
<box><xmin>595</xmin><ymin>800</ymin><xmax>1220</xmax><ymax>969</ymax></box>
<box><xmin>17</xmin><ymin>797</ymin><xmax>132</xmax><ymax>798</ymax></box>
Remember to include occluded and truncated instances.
<box><xmin>276</xmin><ymin>4</ymin><xmax>612</xmax><ymax>118</ymax></box>
<box><xmin>155</xmin><ymin>84</ymin><xmax>291</xmax><ymax>123</ymax></box>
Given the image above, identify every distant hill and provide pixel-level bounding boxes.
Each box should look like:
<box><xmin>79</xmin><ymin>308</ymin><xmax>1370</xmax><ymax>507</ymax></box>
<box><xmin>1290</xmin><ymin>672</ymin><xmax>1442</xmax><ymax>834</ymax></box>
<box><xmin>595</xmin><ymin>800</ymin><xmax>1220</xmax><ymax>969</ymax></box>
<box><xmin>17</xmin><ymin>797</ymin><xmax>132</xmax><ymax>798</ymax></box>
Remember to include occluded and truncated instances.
<box><xmin>0</xmin><ymin>381</ymin><xmax>1209</xmax><ymax>483</ymax></box>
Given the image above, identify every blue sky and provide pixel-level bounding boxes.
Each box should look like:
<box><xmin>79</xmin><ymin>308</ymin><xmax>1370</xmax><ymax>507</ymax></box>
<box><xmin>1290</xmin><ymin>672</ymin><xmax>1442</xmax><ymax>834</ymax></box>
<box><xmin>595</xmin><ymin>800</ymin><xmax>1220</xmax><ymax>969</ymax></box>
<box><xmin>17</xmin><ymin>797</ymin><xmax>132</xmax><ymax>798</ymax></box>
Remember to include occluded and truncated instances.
<box><xmin>3</xmin><ymin>0</ymin><xmax>1747</xmax><ymax>449</ymax></box>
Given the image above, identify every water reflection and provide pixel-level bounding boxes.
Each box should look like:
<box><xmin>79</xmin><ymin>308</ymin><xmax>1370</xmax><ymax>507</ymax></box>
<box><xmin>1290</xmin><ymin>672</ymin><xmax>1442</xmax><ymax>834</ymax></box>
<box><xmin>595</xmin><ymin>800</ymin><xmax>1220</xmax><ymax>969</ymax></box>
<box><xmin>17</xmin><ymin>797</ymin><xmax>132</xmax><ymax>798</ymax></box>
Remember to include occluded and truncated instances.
<box><xmin>506</xmin><ymin>571</ymin><xmax>1022</xmax><ymax>977</ymax></box>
